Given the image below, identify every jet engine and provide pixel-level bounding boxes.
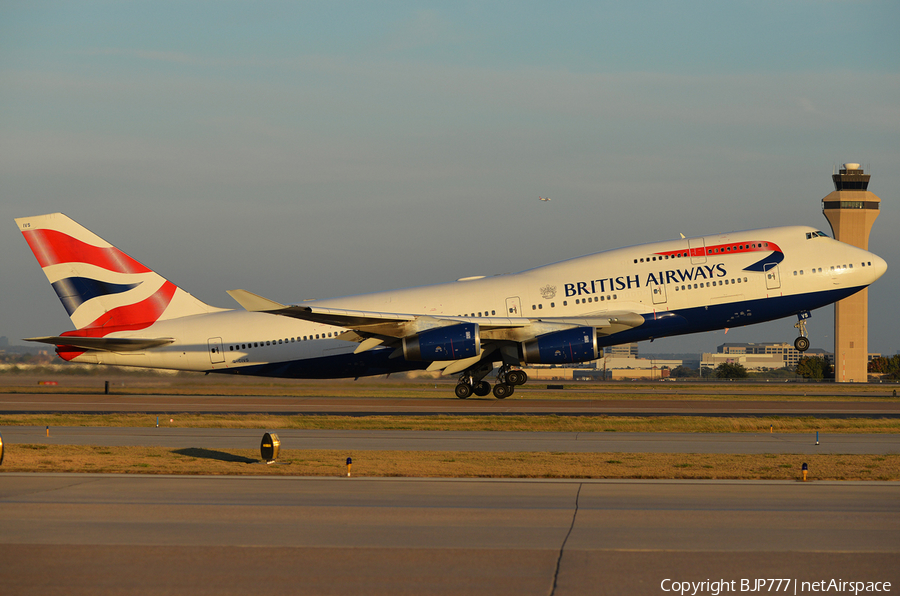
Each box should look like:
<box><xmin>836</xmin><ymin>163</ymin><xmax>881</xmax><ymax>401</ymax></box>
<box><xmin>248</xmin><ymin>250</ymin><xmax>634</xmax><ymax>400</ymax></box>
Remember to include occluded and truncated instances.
<box><xmin>402</xmin><ymin>323</ymin><xmax>481</xmax><ymax>361</ymax></box>
<box><xmin>521</xmin><ymin>327</ymin><xmax>598</xmax><ymax>364</ymax></box>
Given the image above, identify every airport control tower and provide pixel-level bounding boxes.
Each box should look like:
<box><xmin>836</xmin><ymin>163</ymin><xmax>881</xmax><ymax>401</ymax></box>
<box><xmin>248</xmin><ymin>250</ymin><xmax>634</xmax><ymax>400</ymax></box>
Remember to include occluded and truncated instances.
<box><xmin>822</xmin><ymin>163</ymin><xmax>881</xmax><ymax>382</ymax></box>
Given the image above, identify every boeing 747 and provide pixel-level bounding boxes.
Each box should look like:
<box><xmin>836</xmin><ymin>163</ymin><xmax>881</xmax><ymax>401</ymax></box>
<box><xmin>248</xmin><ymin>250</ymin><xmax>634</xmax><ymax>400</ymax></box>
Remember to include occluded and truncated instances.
<box><xmin>16</xmin><ymin>213</ymin><xmax>886</xmax><ymax>398</ymax></box>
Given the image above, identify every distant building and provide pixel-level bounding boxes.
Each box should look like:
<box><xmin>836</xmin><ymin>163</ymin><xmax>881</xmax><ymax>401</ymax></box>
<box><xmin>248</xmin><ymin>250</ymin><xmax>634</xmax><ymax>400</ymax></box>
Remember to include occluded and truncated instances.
<box><xmin>822</xmin><ymin>163</ymin><xmax>881</xmax><ymax>382</ymax></box>
<box><xmin>522</xmin><ymin>346</ymin><xmax>682</xmax><ymax>381</ymax></box>
<box><xmin>596</xmin><ymin>353</ymin><xmax>682</xmax><ymax>380</ymax></box>
<box><xmin>703</xmin><ymin>342</ymin><xmax>832</xmax><ymax>371</ymax></box>
<box><xmin>604</xmin><ymin>343</ymin><xmax>639</xmax><ymax>358</ymax></box>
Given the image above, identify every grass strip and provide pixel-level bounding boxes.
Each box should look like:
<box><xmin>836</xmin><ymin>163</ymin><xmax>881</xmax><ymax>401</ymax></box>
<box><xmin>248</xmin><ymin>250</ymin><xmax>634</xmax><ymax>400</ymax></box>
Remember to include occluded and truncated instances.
<box><xmin>2</xmin><ymin>445</ymin><xmax>897</xmax><ymax>480</ymax></box>
<box><xmin>3</xmin><ymin>413</ymin><xmax>899</xmax><ymax>433</ymax></box>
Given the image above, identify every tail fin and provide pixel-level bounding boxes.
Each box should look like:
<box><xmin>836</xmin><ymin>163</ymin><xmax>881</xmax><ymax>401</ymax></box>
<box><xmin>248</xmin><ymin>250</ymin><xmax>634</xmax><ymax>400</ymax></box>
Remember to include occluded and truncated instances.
<box><xmin>16</xmin><ymin>213</ymin><xmax>224</xmax><ymax>332</ymax></box>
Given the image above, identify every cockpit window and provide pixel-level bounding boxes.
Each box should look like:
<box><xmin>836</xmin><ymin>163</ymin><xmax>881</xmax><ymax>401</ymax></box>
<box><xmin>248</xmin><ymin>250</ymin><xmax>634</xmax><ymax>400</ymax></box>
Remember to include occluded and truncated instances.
<box><xmin>806</xmin><ymin>231</ymin><xmax>829</xmax><ymax>239</ymax></box>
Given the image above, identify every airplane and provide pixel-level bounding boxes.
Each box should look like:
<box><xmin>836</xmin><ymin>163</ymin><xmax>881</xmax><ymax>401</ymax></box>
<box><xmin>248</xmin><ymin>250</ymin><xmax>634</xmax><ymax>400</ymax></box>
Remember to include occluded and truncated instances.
<box><xmin>16</xmin><ymin>213</ymin><xmax>886</xmax><ymax>399</ymax></box>
<box><xmin>539</xmin><ymin>196</ymin><xmax>551</xmax><ymax>201</ymax></box>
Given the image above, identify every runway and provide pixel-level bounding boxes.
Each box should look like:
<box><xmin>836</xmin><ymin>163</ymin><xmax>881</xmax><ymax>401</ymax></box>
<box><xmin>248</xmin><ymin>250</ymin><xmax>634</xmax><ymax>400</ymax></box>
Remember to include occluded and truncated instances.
<box><xmin>3</xmin><ymin>425</ymin><xmax>898</xmax><ymax>454</ymax></box>
<box><xmin>3</xmin><ymin>388</ymin><xmax>898</xmax><ymax>595</ymax></box>
<box><xmin>2</xmin><ymin>392</ymin><xmax>899</xmax><ymax>417</ymax></box>
<box><xmin>0</xmin><ymin>474</ymin><xmax>897</xmax><ymax>596</ymax></box>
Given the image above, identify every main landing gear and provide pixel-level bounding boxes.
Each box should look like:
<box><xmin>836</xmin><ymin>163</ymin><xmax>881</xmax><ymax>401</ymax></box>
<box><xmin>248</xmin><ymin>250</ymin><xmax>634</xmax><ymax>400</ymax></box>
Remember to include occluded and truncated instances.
<box><xmin>454</xmin><ymin>364</ymin><xmax>528</xmax><ymax>399</ymax></box>
<box><xmin>793</xmin><ymin>311</ymin><xmax>811</xmax><ymax>352</ymax></box>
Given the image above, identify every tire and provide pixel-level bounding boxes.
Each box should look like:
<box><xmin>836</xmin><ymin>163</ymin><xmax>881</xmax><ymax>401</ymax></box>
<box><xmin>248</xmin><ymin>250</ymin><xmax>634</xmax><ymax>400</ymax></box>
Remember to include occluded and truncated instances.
<box><xmin>473</xmin><ymin>381</ymin><xmax>491</xmax><ymax>397</ymax></box>
<box><xmin>455</xmin><ymin>383</ymin><xmax>472</xmax><ymax>399</ymax></box>
<box><xmin>492</xmin><ymin>383</ymin><xmax>514</xmax><ymax>399</ymax></box>
<box><xmin>507</xmin><ymin>370</ymin><xmax>527</xmax><ymax>385</ymax></box>
<box><xmin>794</xmin><ymin>337</ymin><xmax>810</xmax><ymax>352</ymax></box>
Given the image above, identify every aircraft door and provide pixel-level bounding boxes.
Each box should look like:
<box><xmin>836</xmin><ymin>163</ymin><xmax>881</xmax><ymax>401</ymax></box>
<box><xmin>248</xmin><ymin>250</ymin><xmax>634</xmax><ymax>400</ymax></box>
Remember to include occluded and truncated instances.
<box><xmin>208</xmin><ymin>337</ymin><xmax>225</xmax><ymax>364</ymax></box>
<box><xmin>650</xmin><ymin>282</ymin><xmax>667</xmax><ymax>305</ymax></box>
<box><xmin>764</xmin><ymin>264</ymin><xmax>781</xmax><ymax>290</ymax></box>
<box><xmin>505</xmin><ymin>297</ymin><xmax>522</xmax><ymax>317</ymax></box>
<box><xmin>689</xmin><ymin>238</ymin><xmax>707</xmax><ymax>265</ymax></box>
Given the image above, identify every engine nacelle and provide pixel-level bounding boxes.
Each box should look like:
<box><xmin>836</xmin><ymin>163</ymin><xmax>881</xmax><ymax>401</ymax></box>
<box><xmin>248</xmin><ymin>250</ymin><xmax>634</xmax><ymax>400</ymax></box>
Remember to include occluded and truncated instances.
<box><xmin>402</xmin><ymin>323</ymin><xmax>481</xmax><ymax>361</ymax></box>
<box><xmin>521</xmin><ymin>327</ymin><xmax>598</xmax><ymax>364</ymax></box>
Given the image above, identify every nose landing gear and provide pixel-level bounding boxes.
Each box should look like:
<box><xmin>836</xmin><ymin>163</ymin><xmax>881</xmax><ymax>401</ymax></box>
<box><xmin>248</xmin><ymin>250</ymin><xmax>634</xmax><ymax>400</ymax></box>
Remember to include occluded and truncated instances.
<box><xmin>793</xmin><ymin>311</ymin><xmax>811</xmax><ymax>352</ymax></box>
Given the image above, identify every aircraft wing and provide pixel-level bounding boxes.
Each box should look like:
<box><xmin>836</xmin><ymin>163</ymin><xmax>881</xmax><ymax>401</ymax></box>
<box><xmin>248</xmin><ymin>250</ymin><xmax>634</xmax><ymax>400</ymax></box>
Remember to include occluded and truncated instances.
<box><xmin>25</xmin><ymin>336</ymin><xmax>175</xmax><ymax>352</ymax></box>
<box><xmin>227</xmin><ymin>289</ymin><xmax>644</xmax><ymax>338</ymax></box>
<box><xmin>228</xmin><ymin>288</ymin><xmax>645</xmax><ymax>373</ymax></box>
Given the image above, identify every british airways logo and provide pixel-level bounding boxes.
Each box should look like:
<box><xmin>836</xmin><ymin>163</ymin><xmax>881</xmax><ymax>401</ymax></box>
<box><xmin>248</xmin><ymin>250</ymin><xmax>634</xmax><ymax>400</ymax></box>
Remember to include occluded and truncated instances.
<box><xmin>560</xmin><ymin>240</ymin><xmax>784</xmax><ymax>297</ymax></box>
<box><xmin>564</xmin><ymin>264</ymin><xmax>728</xmax><ymax>296</ymax></box>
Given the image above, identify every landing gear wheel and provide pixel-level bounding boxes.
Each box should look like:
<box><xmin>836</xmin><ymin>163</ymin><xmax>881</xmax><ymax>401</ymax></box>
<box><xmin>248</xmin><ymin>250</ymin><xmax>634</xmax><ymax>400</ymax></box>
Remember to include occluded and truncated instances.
<box><xmin>493</xmin><ymin>383</ymin><xmax>514</xmax><ymax>399</ymax></box>
<box><xmin>794</xmin><ymin>336</ymin><xmax>810</xmax><ymax>352</ymax></box>
<box><xmin>473</xmin><ymin>381</ymin><xmax>491</xmax><ymax>397</ymax></box>
<box><xmin>455</xmin><ymin>383</ymin><xmax>473</xmax><ymax>399</ymax></box>
<box><xmin>506</xmin><ymin>370</ymin><xmax>527</xmax><ymax>386</ymax></box>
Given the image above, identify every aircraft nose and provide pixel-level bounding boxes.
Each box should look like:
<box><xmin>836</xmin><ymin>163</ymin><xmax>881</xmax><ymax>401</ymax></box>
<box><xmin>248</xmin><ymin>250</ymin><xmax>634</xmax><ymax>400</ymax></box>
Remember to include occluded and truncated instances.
<box><xmin>869</xmin><ymin>252</ymin><xmax>888</xmax><ymax>281</ymax></box>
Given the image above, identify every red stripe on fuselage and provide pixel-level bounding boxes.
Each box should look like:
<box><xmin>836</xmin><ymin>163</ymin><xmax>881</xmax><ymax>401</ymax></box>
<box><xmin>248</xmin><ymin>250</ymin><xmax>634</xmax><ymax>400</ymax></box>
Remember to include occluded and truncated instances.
<box><xmin>655</xmin><ymin>241</ymin><xmax>782</xmax><ymax>259</ymax></box>
<box><xmin>22</xmin><ymin>229</ymin><xmax>151</xmax><ymax>274</ymax></box>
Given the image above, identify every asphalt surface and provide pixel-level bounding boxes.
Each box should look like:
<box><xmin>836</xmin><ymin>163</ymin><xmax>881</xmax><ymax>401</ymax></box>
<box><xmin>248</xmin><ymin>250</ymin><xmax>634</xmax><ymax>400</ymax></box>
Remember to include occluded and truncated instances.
<box><xmin>3</xmin><ymin>426</ymin><xmax>898</xmax><ymax>454</ymax></box>
<box><xmin>0</xmin><ymin>475</ymin><xmax>897</xmax><ymax>596</ymax></box>
<box><xmin>2</xmin><ymin>388</ymin><xmax>898</xmax><ymax>595</ymax></box>
<box><xmin>2</xmin><ymin>392</ymin><xmax>899</xmax><ymax>417</ymax></box>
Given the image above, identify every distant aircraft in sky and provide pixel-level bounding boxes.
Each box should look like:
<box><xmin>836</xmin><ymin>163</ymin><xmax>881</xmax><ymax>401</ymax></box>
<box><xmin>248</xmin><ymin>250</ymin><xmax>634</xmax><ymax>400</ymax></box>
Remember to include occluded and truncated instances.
<box><xmin>16</xmin><ymin>213</ymin><xmax>886</xmax><ymax>399</ymax></box>
<box><xmin>539</xmin><ymin>196</ymin><xmax>551</xmax><ymax>201</ymax></box>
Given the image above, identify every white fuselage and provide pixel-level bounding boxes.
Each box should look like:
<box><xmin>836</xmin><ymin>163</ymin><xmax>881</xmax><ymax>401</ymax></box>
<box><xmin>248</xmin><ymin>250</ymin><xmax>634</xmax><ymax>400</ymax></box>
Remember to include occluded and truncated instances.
<box><xmin>69</xmin><ymin>225</ymin><xmax>886</xmax><ymax>378</ymax></box>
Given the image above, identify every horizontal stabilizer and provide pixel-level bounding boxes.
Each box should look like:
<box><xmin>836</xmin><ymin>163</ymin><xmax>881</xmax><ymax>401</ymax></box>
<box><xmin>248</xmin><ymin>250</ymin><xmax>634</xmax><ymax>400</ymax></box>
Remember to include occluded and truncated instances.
<box><xmin>25</xmin><ymin>336</ymin><xmax>175</xmax><ymax>352</ymax></box>
<box><xmin>227</xmin><ymin>289</ymin><xmax>287</xmax><ymax>311</ymax></box>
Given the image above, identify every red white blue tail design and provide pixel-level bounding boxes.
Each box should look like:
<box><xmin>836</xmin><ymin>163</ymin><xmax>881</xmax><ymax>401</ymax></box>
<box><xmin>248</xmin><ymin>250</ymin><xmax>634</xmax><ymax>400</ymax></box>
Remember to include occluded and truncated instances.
<box><xmin>16</xmin><ymin>213</ymin><xmax>219</xmax><ymax>340</ymax></box>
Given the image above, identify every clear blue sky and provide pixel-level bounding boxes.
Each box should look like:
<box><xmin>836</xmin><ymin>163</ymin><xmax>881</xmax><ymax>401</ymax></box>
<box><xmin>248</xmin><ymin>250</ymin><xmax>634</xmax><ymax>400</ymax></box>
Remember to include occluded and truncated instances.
<box><xmin>2</xmin><ymin>1</ymin><xmax>898</xmax><ymax>356</ymax></box>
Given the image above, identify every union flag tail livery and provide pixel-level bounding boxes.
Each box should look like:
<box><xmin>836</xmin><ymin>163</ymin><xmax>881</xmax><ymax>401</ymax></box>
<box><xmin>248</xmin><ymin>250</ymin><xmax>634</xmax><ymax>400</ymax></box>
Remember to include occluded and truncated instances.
<box><xmin>16</xmin><ymin>213</ymin><xmax>223</xmax><ymax>360</ymax></box>
<box><xmin>16</xmin><ymin>212</ymin><xmax>886</xmax><ymax>398</ymax></box>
